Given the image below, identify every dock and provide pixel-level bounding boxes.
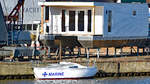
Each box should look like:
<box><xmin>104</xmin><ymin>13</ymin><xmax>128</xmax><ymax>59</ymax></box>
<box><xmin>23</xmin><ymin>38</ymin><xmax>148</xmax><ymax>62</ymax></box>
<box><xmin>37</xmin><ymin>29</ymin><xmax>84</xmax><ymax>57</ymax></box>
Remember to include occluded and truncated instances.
<box><xmin>1</xmin><ymin>55</ymin><xmax>150</xmax><ymax>79</ymax></box>
<box><xmin>0</xmin><ymin>0</ymin><xmax>150</xmax><ymax>80</ymax></box>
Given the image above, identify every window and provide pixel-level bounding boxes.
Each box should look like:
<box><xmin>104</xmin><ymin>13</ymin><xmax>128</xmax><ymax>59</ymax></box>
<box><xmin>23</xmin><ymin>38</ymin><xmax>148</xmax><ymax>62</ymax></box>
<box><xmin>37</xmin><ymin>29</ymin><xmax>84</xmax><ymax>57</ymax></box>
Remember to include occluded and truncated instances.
<box><xmin>62</xmin><ymin>10</ymin><xmax>66</xmax><ymax>32</ymax></box>
<box><xmin>108</xmin><ymin>10</ymin><xmax>112</xmax><ymax>32</ymax></box>
<box><xmin>27</xmin><ymin>24</ymin><xmax>32</xmax><ymax>30</ymax></box>
<box><xmin>33</xmin><ymin>24</ymin><xmax>38</xmax><ymax>30</ymax></box>
<box><xmin>133</xmin><ymin>11</ymin><xmax>136</xmax><ymax>16</ymax></box>
<box><xmin>78</xmin><ymin>11</ymin><xmax>84</xmax><ymax>31</ymax></box>
<box><xmin>69</xmin><ymin>66</ymin><xmax>78</xmax><ymax>68</ymax></box>
<box><xmin>69</xmin><ymin>11</ymin><xmax>75</xmax><ymax>31</ymax></box>
<box><xmin>45</xmin><ymin>6</ymin><xmax>49</xmax><ymax>20</ymax></box>
<box><xmin>88</xmin><ymin>10</ymin><xmax>92</xmax><ymax>32</ymax></box>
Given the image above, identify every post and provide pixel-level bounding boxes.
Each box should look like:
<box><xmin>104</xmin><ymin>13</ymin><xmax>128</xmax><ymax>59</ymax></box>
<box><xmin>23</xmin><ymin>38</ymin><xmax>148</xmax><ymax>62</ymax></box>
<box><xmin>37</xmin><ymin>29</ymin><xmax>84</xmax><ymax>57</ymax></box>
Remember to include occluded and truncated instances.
<box><xmin>59</xmin><ymin>41</ymin><xmax>62</xmax><ymax>62</ymax></box>
<box><xmin>114</xmin><ymin>47</ymin><xmax>117</xmax><ymax>57</ymax></box>
<box><xmin>106</xmin><ymin>48</ymin><xmax>109</xmax><ymax>56</ymax></box>
<box><xmin>137</xmin><ymin>47</ymin><xmax>139</xmax><ymax>56</ymax></box>
<box><xmin>78</xmin><ymin>47</ymin><xmax>81</xmax><ymax>57</ymax></box>
<box><xmin>120</xmin><ymin>47</ymin><xmax>123</xmax><ymax>56</ymax></box>
<box><xmin>87</xmin><ymin>48</ymin><xmax>90</xmax><ymax>59</ymax></box>
<box><xmin>71</xmin><ymin>48</ymin><xmax>74</xmax><ymax>56</ymax></box>
<box><xmin>117</xmin><ymin>62</ymin><xmax>120</xmax><ymax>77</ymax></box>
<box><xmin>97</xmin><ymin>48</ymin><xmax>100</xmax><ymax>58</ymax></box>
<box><xmin>85</xmin><ymin>48</ymin><xmax>87</xmax><ymax>57</ymax></box>
<box><xmin>131</xmin><ymin>46</ymin><xmax>133</xmax><ymax>55</ymax></box>
<box><xmin>41</xmin><ymin>5</ymin><xmax>44</xmax><ymax>34</ymax></box>
<box><xmin>55</xmin><ymin>48</ymin><xmax>59</xmax><ymax>62</ymax></box>
<box><xmin>32</xmin><ymin>48</ymin><xmax>35</xmax><ymax>60</ymax></box>
<box><xmin>143</xmin><ymin>47</ymin><xmax>145</xmax><ymax>55</ymax></box>
<box><xmin>48</xmin><ymin>47</ymin><xmax>51</xmax><ymax>58</ymax></box>
<box><xmin>34</xmin><ymin>41</ymin><xmax>36</xmax><ymax>60</ymax></box>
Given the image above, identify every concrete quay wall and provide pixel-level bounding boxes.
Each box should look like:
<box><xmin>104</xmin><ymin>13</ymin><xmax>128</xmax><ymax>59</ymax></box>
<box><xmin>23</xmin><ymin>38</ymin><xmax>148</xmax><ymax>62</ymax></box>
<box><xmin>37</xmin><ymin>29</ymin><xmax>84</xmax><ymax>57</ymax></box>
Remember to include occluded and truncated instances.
<box><xmin>0</xmin><ymin>57</ymin><xmax>150</xmax><ymax>79</ymax></box>
<box><xmin>0</xmin><ymin>62</ymin><xmax>33</xmax><ymax>75</ymax></box>
<box><xmin>96</xmin><ymin>61</ymin><xmax>150</xmax><ymax>73</ymax></box>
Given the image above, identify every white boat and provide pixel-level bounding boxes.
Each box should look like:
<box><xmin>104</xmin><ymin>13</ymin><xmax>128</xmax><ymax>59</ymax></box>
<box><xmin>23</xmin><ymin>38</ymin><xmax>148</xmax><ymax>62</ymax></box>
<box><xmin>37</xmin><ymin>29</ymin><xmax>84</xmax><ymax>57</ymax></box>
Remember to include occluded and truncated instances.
<box><xmin>33</xmin><ymin>62</ymin><xmax>98</xmax><ymax>80</ymax></box>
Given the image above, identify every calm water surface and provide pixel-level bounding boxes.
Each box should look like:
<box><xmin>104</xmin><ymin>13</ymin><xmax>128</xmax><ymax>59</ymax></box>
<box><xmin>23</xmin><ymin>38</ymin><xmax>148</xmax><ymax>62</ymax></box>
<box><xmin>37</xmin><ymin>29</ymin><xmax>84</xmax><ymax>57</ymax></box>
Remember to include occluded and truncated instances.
<box><xmin>1</xmin><ymin>77</ymin><xmax>150</xmax><ymax>84</ymax></box>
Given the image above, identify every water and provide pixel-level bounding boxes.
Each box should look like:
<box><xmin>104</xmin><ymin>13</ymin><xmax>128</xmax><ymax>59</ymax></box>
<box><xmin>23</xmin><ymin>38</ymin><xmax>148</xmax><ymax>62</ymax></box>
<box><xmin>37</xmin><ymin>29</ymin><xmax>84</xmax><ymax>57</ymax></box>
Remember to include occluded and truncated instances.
<box><xmin>1</xmin><ymin>77</ymin><xmax>150</xmax><ymax>84</ymax></box>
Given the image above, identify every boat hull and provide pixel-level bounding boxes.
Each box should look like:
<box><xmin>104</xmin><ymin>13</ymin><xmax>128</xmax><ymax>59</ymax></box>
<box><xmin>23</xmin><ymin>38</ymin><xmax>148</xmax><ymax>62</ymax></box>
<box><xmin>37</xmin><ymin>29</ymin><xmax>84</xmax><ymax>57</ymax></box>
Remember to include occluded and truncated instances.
<box><xmin>37</xmin><ymin>77</ymin><xmax>94</xmax><ymax>80</ymax></box>
<box><xmin>34</xmin><ymin>67</ymin><xmax>97</xmax><ymax>80</ymax></box>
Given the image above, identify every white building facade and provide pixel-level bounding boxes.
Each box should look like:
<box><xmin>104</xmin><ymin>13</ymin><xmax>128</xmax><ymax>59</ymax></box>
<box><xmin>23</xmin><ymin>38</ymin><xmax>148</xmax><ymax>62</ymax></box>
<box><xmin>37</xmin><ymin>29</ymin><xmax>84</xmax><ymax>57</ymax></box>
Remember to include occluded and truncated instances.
<box><xmin>39</xmin><ymin>2</ymin><xmax>148</xmax><ymax>37</ymax></box>
<box><xmin>38</xmin><ymin>1</ymin><xmax>149</xmax><ymax>48</ymax></box>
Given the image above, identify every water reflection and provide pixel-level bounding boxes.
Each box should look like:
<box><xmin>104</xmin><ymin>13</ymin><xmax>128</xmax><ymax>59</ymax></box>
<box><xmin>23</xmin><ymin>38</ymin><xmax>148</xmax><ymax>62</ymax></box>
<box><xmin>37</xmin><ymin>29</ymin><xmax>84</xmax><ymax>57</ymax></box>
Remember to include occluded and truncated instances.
<box><xmin>1</xmin><ymin>77</ymin><xmax>150</xmax><ymax>84</ymax></box>
<box><xmin>34</xmin><ymin>79</ymin><xmax>97</xmax><ymax>84</ymax></box>
<box><xmin>33</xmin><ymin>77</ymin><xmax>150</xmax><ymax>84</ymax></box>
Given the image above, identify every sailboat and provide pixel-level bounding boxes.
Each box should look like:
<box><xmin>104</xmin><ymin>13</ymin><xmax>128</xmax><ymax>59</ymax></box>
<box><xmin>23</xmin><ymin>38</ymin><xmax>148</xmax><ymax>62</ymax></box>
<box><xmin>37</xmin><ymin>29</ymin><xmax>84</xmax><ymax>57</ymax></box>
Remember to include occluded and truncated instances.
<box><xmin>34</xmin><ymin>62</ymin><xmax>98</xmax><ymax>80</ymax></box>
